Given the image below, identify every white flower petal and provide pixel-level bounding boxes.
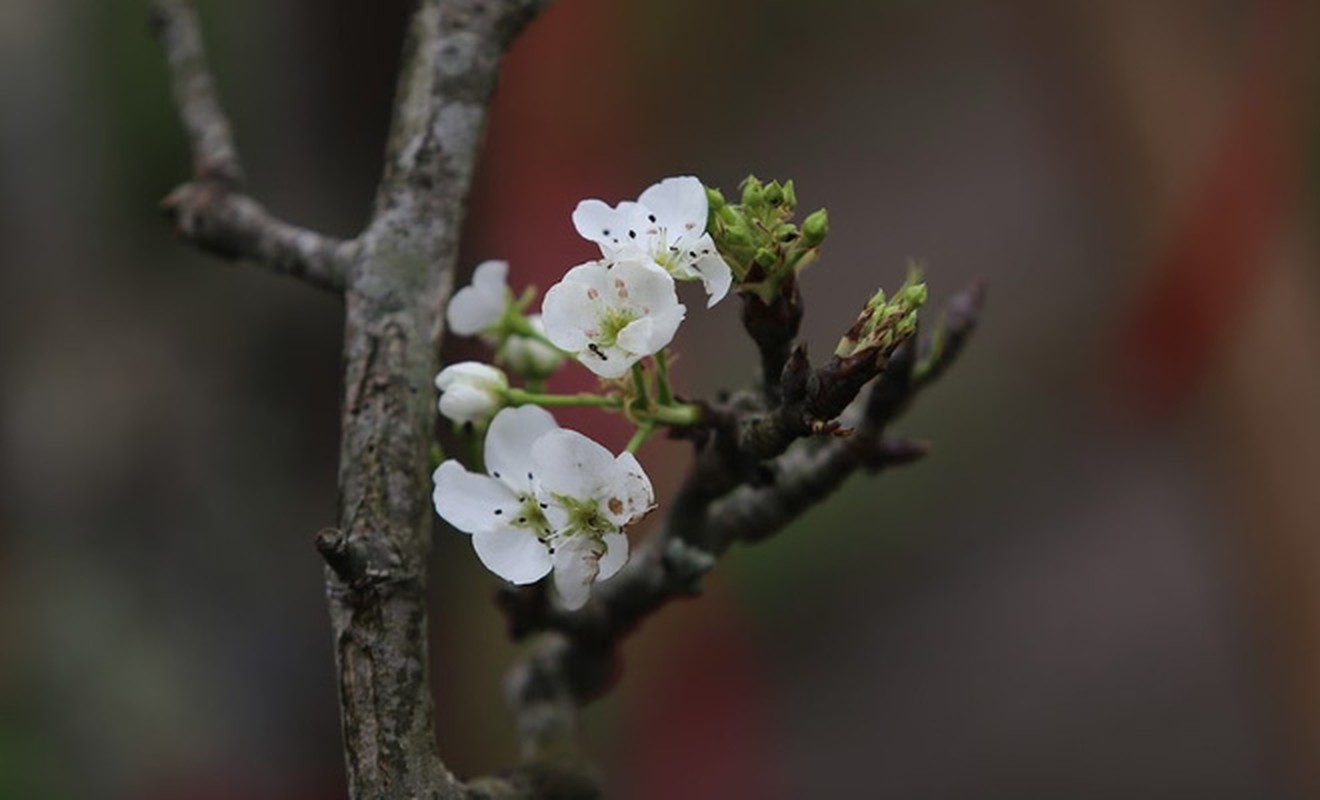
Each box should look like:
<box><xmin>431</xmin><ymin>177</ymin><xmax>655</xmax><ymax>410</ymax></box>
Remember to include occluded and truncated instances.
<box><xmin>472</xmin><ymin>527</ymin><xmax>553</xmax><ymax>585</ymax></box>
<box><xmin>435</xmin><ymin>361</ymin><xmax>506</xmax><ymax>391</ymax></box>
<box><xmin>435</xmin><ymin>362</ymin><xmax>507</xmax><ymax>425</ymax></box>
<box><xmin>541</xmin><ymin>264</ymin><xmax>608</xmax><ymax>352</ymax></box>
<box><xmin>613</xmin><ymin>316</ymin><xmax>655</xmax><ymax>357</ymax></box>
<box><xmin>597</xmin><ymin>532</ymin><xmax>629</xmax><ymax>582</ymax></box>
<box><xmin>484</xmin><ymin>406</ymin><xmax>560</xmax><ymax>493</ymax></box>
<box><xmin>638</xmin><ymin>176</ymin><xmax>708</xmax><ymax>235</ymax></box>
<box><xmin>573</xmin><ymin>200</ymin><xmax>652</xmax><ymax>256</ymax></box>
<box><xmin>644</xmin><ymin>305</ymin><xmax>686</xmax><ymax>355</ymax></box>
<box><xmin>551</xmin><ymin>535</ymin><xmax>604</xmax><ymax>610</ymax></box>
<box><xmin>448</xmin><ymin>261</ymin><xmax>509</xmax><ymax>336</ymax></box>
<box><xmin>604</xmin><ymin>451</ymin><xmax>655</xmax><ymax>526</ymax></box>
<box><xmin>579</xmin><ymin>347</ymin><xmax>634</xmax><ymax>379</ymax></box>
<box><xmin>433</xmin><ymin>461</ymin><xmax>519</xmax><ymax>534</ymax></box>
<box><xmin>472</xmin><ymin>259</ymin><xmax>508</xmax><ymax>292</ymax></box>
<box><xmin>687</xmin><ymin>235</ymin><xmax>733</xmax><ymax>307</ymax></box>
<box><xmin>531</xmin><ymin>429</ymin><xmax>618</xmax><ymax>501</ymax></box>
<box><xmin>611</xmin><ymin>258</ymin><xmax>677</xmax><ymax>299</ymax></box>
<box><xmin>438</xmin><ymin>385</ymin><xmax>498</xmax><ymax>425</ymax></box>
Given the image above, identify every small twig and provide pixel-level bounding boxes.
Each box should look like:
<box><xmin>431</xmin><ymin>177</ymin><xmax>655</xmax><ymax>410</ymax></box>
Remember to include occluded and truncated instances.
<box><xmin>161</xmin><ymin>183</ymin><xmax>354</xmax><ymax>292</ymax></box>
<box><xmin>500</xmin><ymin>287</ymin><xmax>984</xmax><ymax>737</ymax></box>
<box><xmin>150</xmin><ymin>0</ymin><xmax>350</xmax><ymax>292</ymax></box>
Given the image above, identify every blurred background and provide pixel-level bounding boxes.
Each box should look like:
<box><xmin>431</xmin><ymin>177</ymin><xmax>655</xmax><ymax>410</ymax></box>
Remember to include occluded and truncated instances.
<box><xmin>3</xmin><ymin>0</ymin><xmax>1319</xmax><ymax>797</ymax></box>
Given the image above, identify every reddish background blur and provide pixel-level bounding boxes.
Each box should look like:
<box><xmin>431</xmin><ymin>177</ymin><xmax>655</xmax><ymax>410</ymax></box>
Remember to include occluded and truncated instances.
<box><xmin>3</xmin><ymin>0</ymin><xmax>1319</xmax><ymax>798</ymax></box>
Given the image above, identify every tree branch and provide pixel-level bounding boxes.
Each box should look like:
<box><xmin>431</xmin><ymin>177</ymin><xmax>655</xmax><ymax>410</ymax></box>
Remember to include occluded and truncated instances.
<box><xmin>155</xmin><ymin>0</ymin><xmax>555</xmax><ymax>796</ymax></box>
<box><xmin>321</xmin><ymin>2</ymin><xmax>554</xmax><ymax>798</ymax></box>
<box><xmin>500</xmin><ymin>284</ymin><xmax>985</xmax><ymax>754</ymax></box>
<box><xmin>150</xmin><ymin>0</ymin><xmax>350</xmax><ymax>292</ymax></box>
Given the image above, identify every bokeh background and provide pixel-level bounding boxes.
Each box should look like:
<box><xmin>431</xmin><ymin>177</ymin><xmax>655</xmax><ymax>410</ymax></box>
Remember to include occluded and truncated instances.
<box><xmin>3</xmin><ymin>0</ymin><xmax>1319</xmax><ymax>797</ymax></box>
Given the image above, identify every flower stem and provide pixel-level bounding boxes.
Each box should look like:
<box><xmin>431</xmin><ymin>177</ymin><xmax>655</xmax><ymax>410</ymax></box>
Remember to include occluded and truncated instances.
<box><xmin>506</xmin><ymin>314</ymin><xmax>568</xmax><ymax>353</ymax></box>
<box><xmin>503</xmin><ymin>385</ymin><xmax>702</xmax><ymax>426</ymax></box>
<box><xmin>650</xmin><ymin>402</ymin><xmax>701</xmax><ymax>426</ymax></box>
<box><xmin>654</xmin><ymin>349</ymin><xmax>674</xmax><ymax>406</ymax></box>
<box><xmin>505</xmin><ymin>388</ymin><xmax>619</xmax><ymax>409</ymax></box>
<box><xmin>625</xmin><ymin>422</ymin><xmax>655</xmax><ymax>454</ymax></box>
<box><xmin>630</xmin><ymin>362</ymin><xmax>651</xmax><ymax>408</ymax></box>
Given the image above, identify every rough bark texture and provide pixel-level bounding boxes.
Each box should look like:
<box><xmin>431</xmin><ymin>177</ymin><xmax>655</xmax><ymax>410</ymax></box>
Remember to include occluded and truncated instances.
<box><xmin>154</xmin><ymin>1</ymin><xmax>552</xmax><ymax>797</ymax></box>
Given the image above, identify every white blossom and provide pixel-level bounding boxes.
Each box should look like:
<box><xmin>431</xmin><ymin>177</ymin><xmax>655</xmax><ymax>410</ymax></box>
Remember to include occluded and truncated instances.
<box><xmin>541</xmin><ymin>259</ymin><xmax>685</xmax><ymax>379</ymax></box>
<box><xmin>530</xmin><ymin>428</ymin><xmax>653</xmax><ymax>609</ymax></box>
<box><xmin>501</xmin><ymin>314</ymin><xmax>564</xmax><ymax>378</ymax></box>
<box><xmin>434</xmin><ymin>361</ymin><xmax>507</xmax><ymax>426</ymax></box>
<box><xmin>432</xmin><ymin>407</ymin><xmax>653</xmax><ymax>610</ymax></box>
<box><xmin>448</xmin><ymin>260</ymin><xmax>510</xmax><ymax>336</ymax></box>
<box><xmin>572</xmin><ymin>176</ymin><xmax>732</xmax><ymax>307</ymax></box>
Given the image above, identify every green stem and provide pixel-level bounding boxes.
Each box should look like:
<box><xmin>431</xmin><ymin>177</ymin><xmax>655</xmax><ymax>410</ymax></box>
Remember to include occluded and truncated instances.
<box><xmin>630</xmin><ymin>362</ymin><xmax>651</xmax><ymax>409</ymax></box>
<box><xmin>506</xmin><ymin>314</ymin><xmax>568</xmax><ymax>353</ymax></box>
<box><xmin>625</xmin><ymin>423</ymin><xmax>655</xmax><ymax>454</ymax></box>
<box><xmin>654</xmin><ymin>349</ymin><xmax>673</xmax><ymax>406</ymax></box>
<box><xmin>502</xmin><ymin>386</ymin><xmax>702</xmax><ymax>426</ymax></box>
<box><xmin>650</xmin><ymin>403</ymin><xmax>701</xmax><ymax>426</ymax></box>
<box><xmin>506</xmin><ymin>388</ymin><xmax>619</xmax><ymax>409</ymax></box>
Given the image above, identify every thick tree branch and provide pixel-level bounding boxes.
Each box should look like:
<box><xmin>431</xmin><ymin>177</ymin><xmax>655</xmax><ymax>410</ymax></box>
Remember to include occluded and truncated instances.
<box><xmin>322</xmin><ymin>2</ymin><xmax>554</xmax><ymax>799</ymax></box>
<box><xmin>151</xmin><ymin>0</ymin><xmax>350</xmax><ymax>292</ymax></box>
<box><xmin>156</xmin><ymin>0</ymin><xmax>555</xmax><ymax>796</ymax></box>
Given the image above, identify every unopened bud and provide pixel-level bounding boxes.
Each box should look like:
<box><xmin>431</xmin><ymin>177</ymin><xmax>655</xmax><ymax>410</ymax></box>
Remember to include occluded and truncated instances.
<box><xmin>435</xmin><ymin>362</ymin><xmax>509</xmax><ymax>426</ymax></box>
<box><xmin>740</xmin><ymin>176</ymin><xmax>764</xmax><ymax>206</ymax></box>
<box><xmin>902</xmin><ymin>282</ymin><xmax>928</xmax><ymax>307</ymax></box>
<box><xmin>802</xmin><ymin>209</ymin><xmax>829</xmax><ymax>247</ymax></box>
<box><xmin>763</xmin><ymin>182</ymin><xmax>784</xmax><ymax>207</ymax></box>
<box><xmin>706</xmin><ymin>186</ymin><xmax>726</xmax><ymax>211</ymax></box>
<box><xmin>754</xmin><ymin>247</ymin><xmax>777</xmax><ymax>269</ymax></box>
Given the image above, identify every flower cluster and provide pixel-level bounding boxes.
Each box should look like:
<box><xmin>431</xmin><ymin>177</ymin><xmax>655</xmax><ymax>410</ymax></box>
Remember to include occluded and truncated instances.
<box><xmin>431</xmin><ymin>174</ymin><xmax>911</xmax><ymax>610</ymax></box>
<box><xmin>433</xmin><ymin>176</ymin><xmax>727</xmax><ymax>607</ymax></box>
<box><xmin>433</xmin><ymin>406</ymin><xmax>652</xmax><ymax>610</ymax></box>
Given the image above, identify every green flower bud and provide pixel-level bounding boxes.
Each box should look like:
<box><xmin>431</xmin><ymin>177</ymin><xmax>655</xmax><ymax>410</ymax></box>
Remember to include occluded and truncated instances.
<box><xmin>782</xmin><ymin>180</ymin><xmax>797</xmax><ymax>210</ymax></box>
<box><xmin>902</xmin><ymin>281</ymin><xmax>928</xmax><ymax>307</ymax></box>
<box><xmin>802</xmin><ymin>209</ymin><xmax>829</xmax><ymax>247</ymax></box>
<box><xmin>706</xmin><ymin>186</ymin><xmax>726</xmax><ymax>211</ymax></box>
<box><xmin>835</xmin><ymin>277</ymin><xmax>928</xmax><ymax>359</ymax></box>
<box><xmin>866</xmin><ymin>288</ymin><xmax>887</xmax><ymax>311</ymax></box>
<box><xmin>740</xmin><ymin>176</ymin><xmax>764</xmax><ymax>207</ymax></box>
<box><xmin>754</xmin><ymin>247</ymin><xmax>777</xmax><ymax>269</ymax></box>
<box><xmin>763</xmin><ymin>182</ymin><xmax>784</xmax><ymax>207</ymax></box>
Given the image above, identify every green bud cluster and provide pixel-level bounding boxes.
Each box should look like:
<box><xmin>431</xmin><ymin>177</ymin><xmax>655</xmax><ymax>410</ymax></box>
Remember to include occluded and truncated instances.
<box><xmin>835</xmin><ymin>266</ymin><xmax>928</xmax><ymax>359</ymax></box>
<box><xmin>707</xmin><ymin>176</ymin><xmax>829</xmax><ymax>303</ymax></box>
